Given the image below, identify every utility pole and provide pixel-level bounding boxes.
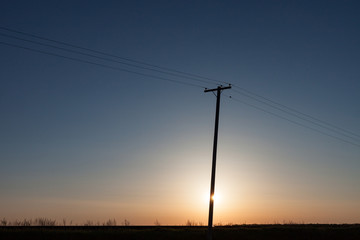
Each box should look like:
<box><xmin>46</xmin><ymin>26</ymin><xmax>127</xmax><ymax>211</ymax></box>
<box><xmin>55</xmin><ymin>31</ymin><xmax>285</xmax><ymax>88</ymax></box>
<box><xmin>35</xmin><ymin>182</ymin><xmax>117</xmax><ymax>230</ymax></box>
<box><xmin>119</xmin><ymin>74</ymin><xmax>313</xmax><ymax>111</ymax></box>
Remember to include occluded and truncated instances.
<box><xmin>204</xmin><ymin>85</ymin><xmax>231</xmax><ymax>240</ymax></box>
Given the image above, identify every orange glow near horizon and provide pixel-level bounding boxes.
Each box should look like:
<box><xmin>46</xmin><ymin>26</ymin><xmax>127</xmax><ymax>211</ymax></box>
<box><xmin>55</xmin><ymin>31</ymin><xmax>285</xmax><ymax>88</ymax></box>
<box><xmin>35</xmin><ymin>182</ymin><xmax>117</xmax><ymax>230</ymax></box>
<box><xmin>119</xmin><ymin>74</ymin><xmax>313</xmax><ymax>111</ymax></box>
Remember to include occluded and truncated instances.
<box><xmin>1</xmin><ymin>141</ymin><xmax>360</xmax><ymax>226</ymax></box>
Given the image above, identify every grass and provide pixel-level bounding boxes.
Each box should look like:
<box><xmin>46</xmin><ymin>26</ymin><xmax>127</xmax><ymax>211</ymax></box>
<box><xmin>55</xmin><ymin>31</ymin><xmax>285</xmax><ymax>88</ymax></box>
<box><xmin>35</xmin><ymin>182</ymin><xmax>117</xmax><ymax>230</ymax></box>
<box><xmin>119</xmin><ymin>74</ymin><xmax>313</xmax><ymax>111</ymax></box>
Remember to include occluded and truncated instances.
<box><xmin>1</xmin><ymin>224</ymin><xmax>360</xmax><ymax>240</ymax></box>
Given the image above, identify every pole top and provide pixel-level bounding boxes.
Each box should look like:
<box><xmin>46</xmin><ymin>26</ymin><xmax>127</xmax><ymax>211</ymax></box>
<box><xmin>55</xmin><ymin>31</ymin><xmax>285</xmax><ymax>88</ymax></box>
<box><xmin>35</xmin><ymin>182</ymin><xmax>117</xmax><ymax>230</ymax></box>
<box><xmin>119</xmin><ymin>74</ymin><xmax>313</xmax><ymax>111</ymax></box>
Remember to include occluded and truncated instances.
<box><xmin>204</xmin><ymin>84</ymin><xmax>231</xmax><ymax>93</ymax></box>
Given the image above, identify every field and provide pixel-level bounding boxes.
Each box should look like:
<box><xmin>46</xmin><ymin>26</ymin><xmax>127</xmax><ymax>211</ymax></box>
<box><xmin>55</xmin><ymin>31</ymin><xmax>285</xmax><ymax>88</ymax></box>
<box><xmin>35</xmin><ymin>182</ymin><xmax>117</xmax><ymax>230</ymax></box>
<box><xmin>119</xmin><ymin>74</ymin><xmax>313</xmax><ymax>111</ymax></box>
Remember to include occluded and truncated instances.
<box><xmin>1</xmin><ymin>224</ymin><xmax>360</xmax><ymax>240</ymax></box>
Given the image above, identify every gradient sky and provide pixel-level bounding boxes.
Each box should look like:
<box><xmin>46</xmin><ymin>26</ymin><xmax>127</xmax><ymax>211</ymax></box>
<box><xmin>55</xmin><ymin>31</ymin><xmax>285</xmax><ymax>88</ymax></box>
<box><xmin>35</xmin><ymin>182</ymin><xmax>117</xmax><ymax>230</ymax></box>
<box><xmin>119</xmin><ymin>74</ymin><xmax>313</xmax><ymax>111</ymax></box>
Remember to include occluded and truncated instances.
<box><xmin>1</xmin><ymin>0</ymin><xmax>360</xmax><ymax>225</ymax></box>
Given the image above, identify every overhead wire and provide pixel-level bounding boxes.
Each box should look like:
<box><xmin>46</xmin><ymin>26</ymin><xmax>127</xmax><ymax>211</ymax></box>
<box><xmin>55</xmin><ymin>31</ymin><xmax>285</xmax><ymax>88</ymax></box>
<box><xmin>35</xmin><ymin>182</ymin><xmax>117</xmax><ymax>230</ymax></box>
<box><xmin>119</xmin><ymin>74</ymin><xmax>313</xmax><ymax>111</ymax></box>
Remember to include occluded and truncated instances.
<box><xmin>0</xmin><ymin>32</ymin><xmax>218</xmax><ymax>87</ymax></box>
<box><xmin>0</xmin><ymin>26</ymin><xmax>226</xmax><ymax>87</ymax></box>
<box><xmin>0</xmin><ymin>41</ymin><xmax>205</xmax><ymax>88</ymax></box>
<box><xmin>224</xmin><ymin>94</ymin><xmax>360</xmax><ymax>148</ymax></box>
<box><xmin>232</xmin><ymin>85</ymin><xmax>360</xmax><ymax>140</ymax></box>
<box><xmin>1</xmin><ymin>26</ymin><xmax>359</xmax><ymax>147</ymax></box>
<box><xmin>231</xmin><ymin>88</ymin><xmax>360</xmax><ymax>143</ymax></box>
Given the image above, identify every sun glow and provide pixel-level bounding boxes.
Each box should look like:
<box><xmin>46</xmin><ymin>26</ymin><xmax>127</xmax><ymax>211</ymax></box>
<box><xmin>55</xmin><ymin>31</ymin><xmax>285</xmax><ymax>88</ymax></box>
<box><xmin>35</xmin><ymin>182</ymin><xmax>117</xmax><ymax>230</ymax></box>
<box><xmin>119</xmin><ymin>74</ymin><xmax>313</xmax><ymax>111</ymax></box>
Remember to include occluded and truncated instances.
<box><xmin>204</xmin><ymin>192</ymin><xmax>221</xmax><ymax>204</ymax></box>
<box><xmin>211</xmin><ymin>194</ymin><xmax>218</xmax><ymax>202</ymax></box>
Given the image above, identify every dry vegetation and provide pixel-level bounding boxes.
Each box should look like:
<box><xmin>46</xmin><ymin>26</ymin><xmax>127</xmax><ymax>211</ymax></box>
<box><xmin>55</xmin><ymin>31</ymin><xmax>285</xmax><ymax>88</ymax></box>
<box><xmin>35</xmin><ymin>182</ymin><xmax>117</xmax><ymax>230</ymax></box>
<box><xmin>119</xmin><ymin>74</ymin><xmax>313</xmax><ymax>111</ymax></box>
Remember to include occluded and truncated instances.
<box><xmin>1</xmin><ymin>217</ymin><xmax>360</xmax><ymax>240</ymax></box>
<box><xmin>0</xmin><ymin>217</ymin><xmax>120</xmax><ymax>226</ymax></box>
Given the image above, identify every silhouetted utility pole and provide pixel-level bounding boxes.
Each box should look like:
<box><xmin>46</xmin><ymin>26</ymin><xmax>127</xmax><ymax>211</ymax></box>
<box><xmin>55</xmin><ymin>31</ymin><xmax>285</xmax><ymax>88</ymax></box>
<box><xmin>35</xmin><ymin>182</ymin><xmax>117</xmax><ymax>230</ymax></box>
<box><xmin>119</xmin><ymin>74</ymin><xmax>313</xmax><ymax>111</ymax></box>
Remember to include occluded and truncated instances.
<box><xmin>204</xmin><ymin>85</ymin><xmax>231</xmax><ymax>240</ymax></box>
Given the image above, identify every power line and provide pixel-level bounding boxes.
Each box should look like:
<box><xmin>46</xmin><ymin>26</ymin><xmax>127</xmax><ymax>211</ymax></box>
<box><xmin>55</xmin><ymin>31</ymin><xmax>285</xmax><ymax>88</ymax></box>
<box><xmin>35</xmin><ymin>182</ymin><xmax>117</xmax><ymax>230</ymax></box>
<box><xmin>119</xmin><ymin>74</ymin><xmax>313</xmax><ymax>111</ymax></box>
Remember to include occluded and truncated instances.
<box><xmin>0</xmin><ymin>26</ymin><xmax>227</xmax><ymax>86</ymax></box>
<box><xmin>1</xmin><ymin>26</ymin><xmax>359</xmax><ymax>147</ymax></box>
<box><xmin>0</xmin><ymin>41</ymin><xmax>205</xmax><ymax>89</ymax></box>
<box><xmin>0</xmin><ymin>32</ymin><xmax>218</xmax><ymax>87</ymax></box>
<box><xmin>1</xmin><ymin>27</ymin><xmax>357</xmax><ymax>140</ymax></box>
<box><xmin>226</xmin><ymin>95</ymin><xmax>360</xmax><ymax>148</ymax></box>
<box><xmin>2</xmin><ymin>39</ymin><xmax>358</xmax><ymax>148</ymax></box>
<box><xmin>231</xmin><ymin>88</ymin><xmax>360</xmax><ymax>143</ymax></box>
<box><xmin>232</xmin><ymin>85</ymin><xmax>360</xmax><ymax>140</ymax></box>
<box><xmin>4</xmin><ymin>25</ymin><xmax>358</xmax><ymax>141</ymax></box>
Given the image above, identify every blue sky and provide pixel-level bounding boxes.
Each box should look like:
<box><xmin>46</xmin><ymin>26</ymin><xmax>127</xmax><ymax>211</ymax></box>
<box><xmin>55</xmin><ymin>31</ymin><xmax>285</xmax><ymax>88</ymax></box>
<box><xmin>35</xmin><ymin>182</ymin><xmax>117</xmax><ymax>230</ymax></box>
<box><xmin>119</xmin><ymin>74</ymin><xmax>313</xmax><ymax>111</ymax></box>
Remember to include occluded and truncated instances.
<box><xmin>1</xmin><ymin>0</ymin><xmax>360</xmax><ymax>225</ymax></box>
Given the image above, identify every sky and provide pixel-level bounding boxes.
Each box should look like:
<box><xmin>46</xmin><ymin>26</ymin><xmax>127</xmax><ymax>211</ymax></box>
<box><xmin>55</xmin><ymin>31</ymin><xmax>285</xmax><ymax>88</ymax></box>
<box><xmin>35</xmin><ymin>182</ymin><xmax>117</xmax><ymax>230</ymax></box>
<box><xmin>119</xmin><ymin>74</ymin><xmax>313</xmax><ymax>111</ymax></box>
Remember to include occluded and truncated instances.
<box><xmin>1</xmin><ymin>0</ymin><xmax>360</xmax><ymax>225</ymax></box>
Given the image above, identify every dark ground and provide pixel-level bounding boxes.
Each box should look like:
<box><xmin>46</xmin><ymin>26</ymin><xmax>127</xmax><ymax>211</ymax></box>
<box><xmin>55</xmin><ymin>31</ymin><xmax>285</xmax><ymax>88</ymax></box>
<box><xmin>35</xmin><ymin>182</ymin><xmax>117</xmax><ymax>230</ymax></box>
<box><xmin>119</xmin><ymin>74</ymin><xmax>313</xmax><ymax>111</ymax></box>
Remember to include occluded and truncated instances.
<box><xmin>1</xmin><ymin>224</ymin><xmax>360</xmax><ymax>240</ymax></box>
